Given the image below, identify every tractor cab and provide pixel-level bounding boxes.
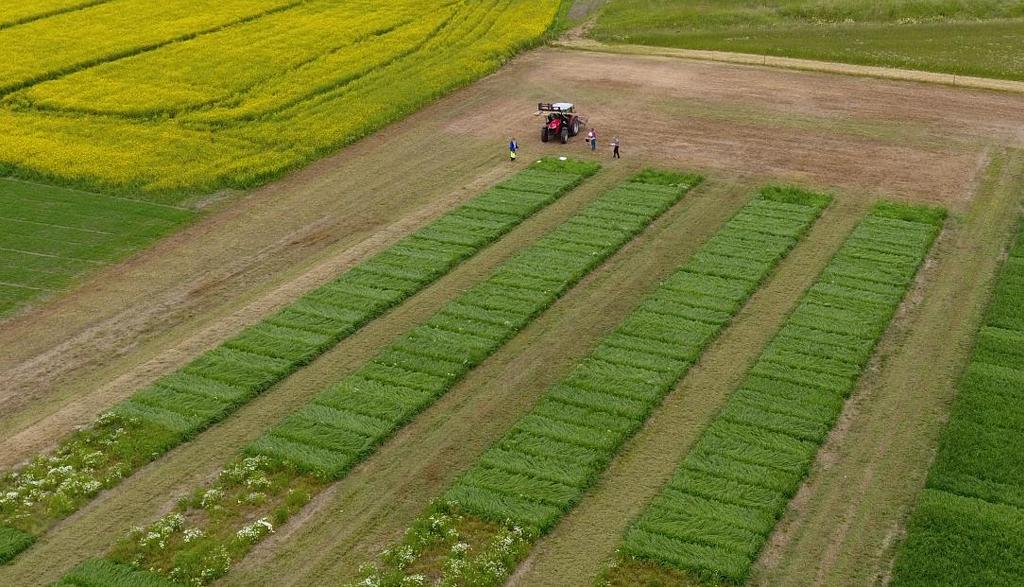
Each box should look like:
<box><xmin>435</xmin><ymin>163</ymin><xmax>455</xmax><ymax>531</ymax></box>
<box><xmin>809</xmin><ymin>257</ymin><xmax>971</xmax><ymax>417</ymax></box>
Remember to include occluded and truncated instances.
<box><xmin>538</xmin><ymin>102</ymin><xmax>584</xmax><ymax>144</ymax></box>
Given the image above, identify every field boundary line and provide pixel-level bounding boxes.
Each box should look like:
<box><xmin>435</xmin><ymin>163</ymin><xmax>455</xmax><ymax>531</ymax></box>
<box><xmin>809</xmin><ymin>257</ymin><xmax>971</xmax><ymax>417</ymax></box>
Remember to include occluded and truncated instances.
<box><xmin>552</xmin><ymin>39</ymin><xmax>1024</xmax><ymax>94</ymax></box>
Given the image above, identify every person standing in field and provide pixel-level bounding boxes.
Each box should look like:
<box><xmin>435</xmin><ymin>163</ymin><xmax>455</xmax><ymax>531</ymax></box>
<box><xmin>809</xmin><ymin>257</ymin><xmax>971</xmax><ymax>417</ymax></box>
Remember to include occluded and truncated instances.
<box><xmin>509</xmin><ymin>137</ymin><xmax>519</xmax><ymax>162</ymax></box>
<box><xmin>612</xmin><ymin>137</ymin><xmax>621</xmax><ymax>159</ymax></box>
<box><xmin>587</xmin><ymin>128</ymin><xmax>597</xmax><ymax>151</ymax></box>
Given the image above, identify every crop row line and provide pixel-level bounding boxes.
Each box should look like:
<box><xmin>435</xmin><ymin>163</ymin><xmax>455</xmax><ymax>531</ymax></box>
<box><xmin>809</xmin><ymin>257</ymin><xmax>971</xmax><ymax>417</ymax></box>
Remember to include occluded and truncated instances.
<box><xmin>0</xmin><ymin>158</ymin><xmax>596</xmax><ymax>565</ymax></box>
<box><xmin>609</xmin><ymin>201</ymin><xmax>945</xmax><ymax>585</ymax></box>
<box><xmin>352</xmin><ymin>185</ymin><xmax>832</xmax><ymax>586</ymax></box>
<box><xmin>0</xmin><ymin>0</ymin><xmax>114</xmax><ymax>31</ymax></box>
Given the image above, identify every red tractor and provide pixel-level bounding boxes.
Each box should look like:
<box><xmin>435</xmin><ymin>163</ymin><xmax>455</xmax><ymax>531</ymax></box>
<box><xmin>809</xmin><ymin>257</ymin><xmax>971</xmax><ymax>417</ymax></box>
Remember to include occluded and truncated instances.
<box><xmin>538</xmin><ymin>102</ymin><xmax>585</xmax><ymax>144</ymax></box>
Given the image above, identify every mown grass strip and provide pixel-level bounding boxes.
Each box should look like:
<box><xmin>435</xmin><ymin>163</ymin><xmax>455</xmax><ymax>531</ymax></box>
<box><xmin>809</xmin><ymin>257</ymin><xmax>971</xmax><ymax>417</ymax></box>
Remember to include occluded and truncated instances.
<box><xmin>350</xmin><ymin>185</ymin><xmax>831</xmax><ymax>586</ymax></box>
<box><xmin>608</xmin><ymin>201</ymin><xmax>944</xmax><ymax>586</ymax></box>
<box><xmin>58</xmin><ymin>169</ymin><xmax>697</xmax><ymax>586</ymax></box>
<box><xmin>0</xmin><ymin>158</ymin><xmax>596</xmax><ymax>564</ymax></box>
<box><xmin>890</xmin><ymin>221</ymin><xmax>1024</xmax><ymax>586</ymax></box>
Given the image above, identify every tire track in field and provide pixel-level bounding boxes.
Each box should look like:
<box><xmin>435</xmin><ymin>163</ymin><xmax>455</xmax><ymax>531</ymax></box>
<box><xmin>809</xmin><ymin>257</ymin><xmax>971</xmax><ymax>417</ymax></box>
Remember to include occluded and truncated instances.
<box><xmin>0</xmin><ymin>0</ymin><xmax>113</xmax><ymax>30</ymax></box>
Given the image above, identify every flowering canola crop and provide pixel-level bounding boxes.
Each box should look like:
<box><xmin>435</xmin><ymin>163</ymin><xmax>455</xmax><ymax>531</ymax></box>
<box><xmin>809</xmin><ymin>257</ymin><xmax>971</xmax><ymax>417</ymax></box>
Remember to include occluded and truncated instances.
<box><xmin>0</xmin><ymin>0</ymin><xmax>561</xmax><ymax>200</ymax></box>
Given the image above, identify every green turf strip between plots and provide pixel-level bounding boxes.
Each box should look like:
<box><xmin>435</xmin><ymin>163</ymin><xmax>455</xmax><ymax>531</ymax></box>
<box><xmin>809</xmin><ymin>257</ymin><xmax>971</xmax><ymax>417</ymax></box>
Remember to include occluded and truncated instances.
<box><xmin>891</xmin><ymin>222</ymin><xmax>1024</xmax><ymax>586</ymax></box>
<box><xmin>0</xmin><ymin>158</ymin><xmax>596</xmax><ymax>566</ymax></box>
<box><xmin>350</xmin><ymin>185</ymin><xmax>830</xmax><ymax>586</ymax></box>
<box><xmin>59</xmin><ymin>169</ymin><xmax>697</xmax><ymax>586</ymax></box>
<box><xmin>0</xmin><ymin>178</ymin><xmax>194</xmax><ymax>317</ymax></box>
<box><xmin>611</xmin><ymin>201</ymin><xmax>944</xmax><ymax>585</ymax></box>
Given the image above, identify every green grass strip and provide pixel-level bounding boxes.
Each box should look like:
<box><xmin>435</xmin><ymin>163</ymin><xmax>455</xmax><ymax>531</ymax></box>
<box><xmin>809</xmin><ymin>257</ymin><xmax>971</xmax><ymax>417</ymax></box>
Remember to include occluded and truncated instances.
<box><xmin>58</xmin><ymin>169</ymin><xmax>698</xmax><ymax>586</ymax></box>
<box><xmin>616</xmin><ymin>201</ymin><xmax>943</xmax><ymax>585</ymax></box>
<box><xmin>349</xmin><ymin>186</ymin><xmax>831</xmax><ymax>586</ymax></box>
<box><xmin>891</xmin><ymin>221</ymin><xmax>1024</xmax><ymax>586</ymax></box>
<box><xmin>54</xmin><ymin>558</ymin><xmax>176</xmax><ymax>587</ymax></box>
<box><xmin>0</xmin><ymin>158</ymin><xmax>597</xmax><ymax>564</ymax></box>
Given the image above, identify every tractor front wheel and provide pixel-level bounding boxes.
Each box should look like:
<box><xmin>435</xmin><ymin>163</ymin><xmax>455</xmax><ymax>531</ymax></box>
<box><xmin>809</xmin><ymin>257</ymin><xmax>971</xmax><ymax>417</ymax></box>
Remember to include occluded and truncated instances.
<box><xmin>560</xmin><ymin>127</ymin><xmax>569</xmax><ymax>144</ymax></box>
<box><xmin>541</xmin><ymin>127</ymin><xmax>549</xmax><ymax>143</ymax></box>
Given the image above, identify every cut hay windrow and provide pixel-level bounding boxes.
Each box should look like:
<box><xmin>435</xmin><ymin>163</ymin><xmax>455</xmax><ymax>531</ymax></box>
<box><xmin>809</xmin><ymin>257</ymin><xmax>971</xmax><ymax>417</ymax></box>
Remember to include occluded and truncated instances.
<box><xmin>350</xmin><ymin>185</ymin><xmax>831</xmax><ymax>586</ymax></box>
<box><xmin>608</xmin><ymin>201</ymin><xmax>944</xmax><ymax>585</ymax></box>
<box><xmin>890</xmin><ymin>221</ymin><xmax>1024</xmax><ymax>586</ymax></box>
<box><xmin>56</xmin><ymin>169</ymin><xmax>698</xmax><ymax>586</ymax></box>
<box><xmin>0</xmin><ymin>158</ymin><xmax>597</xmax><ymax>566</ymax></box>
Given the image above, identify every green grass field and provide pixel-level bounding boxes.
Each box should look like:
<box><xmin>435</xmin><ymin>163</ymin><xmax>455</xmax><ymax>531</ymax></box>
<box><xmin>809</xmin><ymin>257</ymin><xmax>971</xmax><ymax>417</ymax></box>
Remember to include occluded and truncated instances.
<box><xmin>592</xmin><ymin>0</ymin><xmax>1024</xmax><ymax>81</ymax></box>
<box><xmin>0</xmin><ymin>179</ymin><xmax>193</xmax><ymax>317</ymax></box>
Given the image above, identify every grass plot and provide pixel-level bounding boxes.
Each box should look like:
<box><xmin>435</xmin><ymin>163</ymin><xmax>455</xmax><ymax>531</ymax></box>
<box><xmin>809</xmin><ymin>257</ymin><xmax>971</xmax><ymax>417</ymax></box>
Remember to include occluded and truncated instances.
<box><xmin>0</xmin><ymin>179</ymin><xmax>193</xmax><ymax>317</ymax></box>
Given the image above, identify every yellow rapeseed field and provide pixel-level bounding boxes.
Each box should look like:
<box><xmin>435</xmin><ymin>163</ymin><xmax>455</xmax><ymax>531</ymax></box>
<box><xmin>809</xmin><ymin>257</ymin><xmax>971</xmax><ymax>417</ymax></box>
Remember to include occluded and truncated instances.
<box><xmin>0</xmin><ymin>0</ymin><xmax>561</xmax><ymax>201</ymax></box>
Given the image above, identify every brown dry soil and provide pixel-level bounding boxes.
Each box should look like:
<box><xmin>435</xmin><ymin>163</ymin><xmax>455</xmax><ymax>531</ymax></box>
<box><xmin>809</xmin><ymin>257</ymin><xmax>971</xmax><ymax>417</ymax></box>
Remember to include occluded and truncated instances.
<box><xmin>1</xmin><ymin>48</ymin><xmax>1023</xmax><ymax>586</ymax></box>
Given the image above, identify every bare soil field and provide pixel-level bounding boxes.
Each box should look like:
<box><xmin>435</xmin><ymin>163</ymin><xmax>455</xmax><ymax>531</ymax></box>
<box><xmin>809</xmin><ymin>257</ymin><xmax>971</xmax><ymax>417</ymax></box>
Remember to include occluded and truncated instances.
<box><xmin>2</xmin><ymin>48</ymin><xmax>1023</xmax><ymax>586</ymax></box>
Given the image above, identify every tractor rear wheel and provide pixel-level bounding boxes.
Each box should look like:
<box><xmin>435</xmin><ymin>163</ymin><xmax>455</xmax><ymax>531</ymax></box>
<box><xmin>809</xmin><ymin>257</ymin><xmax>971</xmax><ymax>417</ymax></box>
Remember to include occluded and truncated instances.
<box><xmin>560</xmin><ymin>127</ymin><xmax>569</xmax><ymax>144</ymax></box>
<box><xmin>571</xmin><ymin>118</ymin><xmax>580</xmax><ymax>136</ymax></box>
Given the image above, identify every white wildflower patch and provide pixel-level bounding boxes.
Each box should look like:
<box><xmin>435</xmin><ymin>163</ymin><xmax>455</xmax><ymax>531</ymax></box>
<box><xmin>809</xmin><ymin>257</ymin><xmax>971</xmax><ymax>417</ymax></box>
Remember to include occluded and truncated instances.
<box><xmin>235</xmin><ymin>517</ymin><xmax>274</xmax><ymax>544</ymax></box>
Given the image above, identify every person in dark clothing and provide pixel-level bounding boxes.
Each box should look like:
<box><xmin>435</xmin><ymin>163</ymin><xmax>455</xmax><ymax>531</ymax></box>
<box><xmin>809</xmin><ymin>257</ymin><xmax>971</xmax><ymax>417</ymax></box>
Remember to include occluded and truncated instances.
<box><xmin>612</xmin><ymin>137</ymin><xmax>621</xmax><ymax>159</ymax></box>
<box><xmin>509</xmin><ymin>137</ymin><xmax>519</xmax><ymax>162</ymax></box>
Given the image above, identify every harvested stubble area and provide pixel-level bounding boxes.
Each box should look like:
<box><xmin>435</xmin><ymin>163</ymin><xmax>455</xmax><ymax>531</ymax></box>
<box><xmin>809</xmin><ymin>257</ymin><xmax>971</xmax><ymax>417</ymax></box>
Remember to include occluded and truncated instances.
<box><xmin>606</xmin><ymin>202</ymin><xmax>944</xmax><ymax>585</ymax></box>
<box><xmin>53</xmin><ymin>169</ymin><xmax>695</xmax><ymax>585</ymax></box>
<box><xmin>891</xmin><ymin>220</ymin><xmax>1024</xmax><ymax>586</ymax></box>
<box><xmin>348</xmin><ymin>186</ymin><xmax>830</xmax><ymax>586</ymax></box>
<box><xmin>0</xmin><ymin>158</ymin><xmax>596</xmax><ymax>565</ymax></box>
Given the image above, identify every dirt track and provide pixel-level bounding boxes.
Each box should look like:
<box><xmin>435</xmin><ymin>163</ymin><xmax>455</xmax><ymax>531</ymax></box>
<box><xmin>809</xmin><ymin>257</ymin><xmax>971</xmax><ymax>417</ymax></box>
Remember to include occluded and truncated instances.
<box><xmin>2</xmin><ymin>47</ymin><xmax>1023</xmax><ymax>584</ymax></box>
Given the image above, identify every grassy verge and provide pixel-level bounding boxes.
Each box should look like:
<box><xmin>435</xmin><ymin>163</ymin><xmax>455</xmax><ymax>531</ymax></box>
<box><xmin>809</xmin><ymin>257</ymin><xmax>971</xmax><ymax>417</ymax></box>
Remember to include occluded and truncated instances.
<box><xmin>603</xmin><ymin>201</ymin><xmax>944</xmax><ymax>584</ymax></box>
<box><xmin>350</xmin><ymin>185</ymin><xmax>830</xmax><ymax>586</ymax></box>
<box><xmin>591</xmin><ymin>1</ymin><xmax>1024</xmax><ymax>81</ymax></box>
<box><xmin>55</xmin><ymin>169</ymin><xmax>696</xmax><ymax>585</ymax></box>
<box><xmin>0</xmin><ymin>158</ymin><xmax>595</xmax><ymax>565</ymax></box>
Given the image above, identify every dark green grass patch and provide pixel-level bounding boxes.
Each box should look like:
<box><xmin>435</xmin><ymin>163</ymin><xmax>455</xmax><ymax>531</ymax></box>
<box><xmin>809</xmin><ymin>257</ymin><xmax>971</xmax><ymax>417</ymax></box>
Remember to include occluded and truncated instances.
<box><xmin>56</xmin><ymin>559</ymin><xmax>177</xmax><ymax>587</ymax></box>
<box><xmin>892</xmin><ymin>490</ymin><xmax>1024</xmax><ymax>587</ymax></box>
<box><xmin>0</xmin><ymin>526</ymin><xmax>33</xmax><ymax>564</ymax></box>
<box><xmin>0</xmin><ymin>178</ymin><xmax>194</xmax><ymax>317</ymax></box>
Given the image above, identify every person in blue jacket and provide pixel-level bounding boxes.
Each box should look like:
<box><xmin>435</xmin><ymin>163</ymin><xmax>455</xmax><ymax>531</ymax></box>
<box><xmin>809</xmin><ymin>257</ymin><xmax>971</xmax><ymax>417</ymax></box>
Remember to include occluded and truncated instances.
<box><xmin>509</xmin><ymin>137</ymin><xmax>519</xmax><ymax>162</ymax></box>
